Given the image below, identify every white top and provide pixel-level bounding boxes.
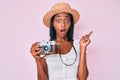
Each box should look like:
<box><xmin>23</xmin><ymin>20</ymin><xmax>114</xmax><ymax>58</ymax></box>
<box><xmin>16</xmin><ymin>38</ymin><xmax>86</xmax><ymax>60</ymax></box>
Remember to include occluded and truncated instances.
<box><xmin>46</xmin><ymin>40</ymin><xmax>80</xmax><ymax>80</ymax></box>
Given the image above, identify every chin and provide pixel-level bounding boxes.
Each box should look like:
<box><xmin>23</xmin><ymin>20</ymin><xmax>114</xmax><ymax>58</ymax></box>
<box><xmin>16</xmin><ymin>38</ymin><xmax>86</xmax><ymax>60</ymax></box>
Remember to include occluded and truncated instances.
<box><xmin>60</xmin><ymin>35</ymin><xmax>67</xmax><ymax>38</ymax></box>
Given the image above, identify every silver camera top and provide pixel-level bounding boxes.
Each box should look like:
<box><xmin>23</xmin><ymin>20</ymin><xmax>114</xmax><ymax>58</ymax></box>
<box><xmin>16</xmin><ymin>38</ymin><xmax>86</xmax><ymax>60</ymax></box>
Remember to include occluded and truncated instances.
<box><xmin>40</xmin><ymin>40</ymin><xmax>56</xmax><ymax>45</ymax></box>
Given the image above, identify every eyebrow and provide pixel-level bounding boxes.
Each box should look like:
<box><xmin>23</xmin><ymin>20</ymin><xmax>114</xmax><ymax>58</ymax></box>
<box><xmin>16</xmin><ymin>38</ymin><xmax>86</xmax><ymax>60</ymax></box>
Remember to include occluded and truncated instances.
<box><xmin>55</xmin><ymin>15</ymin><xmax>70</xmax><ymax>18</ymax></box>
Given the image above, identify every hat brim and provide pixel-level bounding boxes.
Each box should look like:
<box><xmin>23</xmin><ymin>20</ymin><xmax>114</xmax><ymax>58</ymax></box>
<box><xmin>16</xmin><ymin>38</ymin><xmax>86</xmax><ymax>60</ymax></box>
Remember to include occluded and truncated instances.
<box><xmin>43</xmin><ymin>8</ymin><xmax>80</xmax><ymax>27</ymax></box>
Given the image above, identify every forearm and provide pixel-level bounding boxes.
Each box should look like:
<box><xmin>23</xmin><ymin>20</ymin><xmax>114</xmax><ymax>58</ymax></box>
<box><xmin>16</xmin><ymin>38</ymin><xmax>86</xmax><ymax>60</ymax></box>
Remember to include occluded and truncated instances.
<box><xmin>78</xmin><ymin>47</ymin><xmax>89</xmax><ymax>80</ymax></box>
<box><xmin>35</xmin><ymin>59</ymin><xmax>48</xmax><ymax>80</ymax></box>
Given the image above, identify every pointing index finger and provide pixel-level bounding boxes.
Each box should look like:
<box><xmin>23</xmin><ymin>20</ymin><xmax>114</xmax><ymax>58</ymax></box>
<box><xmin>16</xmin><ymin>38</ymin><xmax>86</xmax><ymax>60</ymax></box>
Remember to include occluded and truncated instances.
<box><xmin>87</xmin><ymin>31</ymin><xmax>93</xmax><ymax>37</ymax></box>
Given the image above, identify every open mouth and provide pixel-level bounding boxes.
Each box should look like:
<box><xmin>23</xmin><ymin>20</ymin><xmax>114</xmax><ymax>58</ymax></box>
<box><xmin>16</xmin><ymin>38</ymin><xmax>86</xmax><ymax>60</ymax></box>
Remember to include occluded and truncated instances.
<box><xmin>60</xmin><ymin>30</ymin><xmax>65</xmax><ymax>32</ymax></box>
<box><xmin>60</xmin><ymin>30</ymin><xmax>66</xmax><ymax>35</ymax></box>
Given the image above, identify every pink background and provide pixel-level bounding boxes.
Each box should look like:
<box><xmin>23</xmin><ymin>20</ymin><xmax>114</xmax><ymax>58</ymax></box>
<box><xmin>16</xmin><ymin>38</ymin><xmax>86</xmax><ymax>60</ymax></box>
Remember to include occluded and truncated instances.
<box><xmin>0</xmin><ymin>0</ymin><xmax>120</xmax><ymax>80</ymax></box>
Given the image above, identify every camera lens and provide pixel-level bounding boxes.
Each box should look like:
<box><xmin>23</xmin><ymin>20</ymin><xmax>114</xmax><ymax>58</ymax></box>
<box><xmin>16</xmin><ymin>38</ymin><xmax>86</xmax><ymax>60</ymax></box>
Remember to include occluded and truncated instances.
<box><xmin>43</xmin><ymin>46</ymin><xmax>49</xmax><ymax>51</ymax></box>
<box><xmin>43</xmin><ymin>45</ymin><xmax>52</xmax><ymax>52</ymax></box>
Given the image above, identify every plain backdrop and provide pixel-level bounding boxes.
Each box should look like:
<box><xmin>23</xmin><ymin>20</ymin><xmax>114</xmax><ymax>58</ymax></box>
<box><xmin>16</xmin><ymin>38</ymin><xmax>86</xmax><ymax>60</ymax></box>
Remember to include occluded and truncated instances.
<box><xmin>0</xmin><ymin>0</ymin><xmax>120</xmax><ymax>80</ymax></box>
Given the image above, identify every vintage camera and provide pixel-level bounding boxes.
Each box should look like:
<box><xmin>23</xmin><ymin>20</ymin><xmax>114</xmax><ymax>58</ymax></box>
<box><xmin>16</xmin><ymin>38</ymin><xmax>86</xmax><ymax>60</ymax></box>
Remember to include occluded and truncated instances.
<box><xmin>40</xmin><ymin>41</ymin><xmax>57</xmax><ymax>55</ymax></box>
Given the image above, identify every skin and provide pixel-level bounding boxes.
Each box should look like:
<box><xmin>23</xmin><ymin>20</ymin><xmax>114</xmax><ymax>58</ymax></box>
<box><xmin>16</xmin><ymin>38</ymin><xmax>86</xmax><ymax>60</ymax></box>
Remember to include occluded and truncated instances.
<box><xmin>30</xmin><ymin>12</ymin><xmax>92</xmax><ymax>80</ymax></box>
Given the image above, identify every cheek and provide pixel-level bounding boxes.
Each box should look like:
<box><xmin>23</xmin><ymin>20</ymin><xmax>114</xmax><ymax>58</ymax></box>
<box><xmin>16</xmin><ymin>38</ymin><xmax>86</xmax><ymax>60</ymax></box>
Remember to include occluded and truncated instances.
<box><xmin>53</xmin><ymin>22</ymin><xmax>60</xmax><ymax>27</ymax></box>
<box><xmin>66</xmin><ymin>24</ymin><xmax>71</xmax><ymax>30</ymax></box>
<box><xmin>53</xmin><ymin>25</ymin><xmax>59</xmax><ymax>32</ymax></box>
<box><xmin>53</xmin><ymin>22</ymin><xmax>60</xmax><ymax>30</ymax></box>
<box><xmin>54</xmin><ymin>27</ymin><xmax>58</xmax><ymax>32</ymax></box>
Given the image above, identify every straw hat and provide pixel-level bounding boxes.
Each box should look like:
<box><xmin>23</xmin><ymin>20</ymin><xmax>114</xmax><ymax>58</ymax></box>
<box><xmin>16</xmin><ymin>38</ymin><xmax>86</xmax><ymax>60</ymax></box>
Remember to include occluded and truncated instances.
<box><xmin>43</xmin><ymin>2</ymin><xmax>80</xmax><ymax>27</ymax></box>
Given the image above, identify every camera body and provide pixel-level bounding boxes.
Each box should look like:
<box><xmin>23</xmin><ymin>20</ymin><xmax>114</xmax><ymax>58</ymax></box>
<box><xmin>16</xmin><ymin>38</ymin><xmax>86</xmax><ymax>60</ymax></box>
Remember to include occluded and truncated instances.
<box><xmin>40</xmin><ymin>41</ymin><xmax>57</xmax><ymax>55</ymax></box>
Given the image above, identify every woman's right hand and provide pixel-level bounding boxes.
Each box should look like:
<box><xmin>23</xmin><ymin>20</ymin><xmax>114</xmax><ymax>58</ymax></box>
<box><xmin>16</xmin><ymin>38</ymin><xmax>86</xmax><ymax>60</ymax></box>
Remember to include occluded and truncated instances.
<box><xmin>30</xmin><ymin>42</ymin><xmax>42</xmax><ymax>60</ymax></box>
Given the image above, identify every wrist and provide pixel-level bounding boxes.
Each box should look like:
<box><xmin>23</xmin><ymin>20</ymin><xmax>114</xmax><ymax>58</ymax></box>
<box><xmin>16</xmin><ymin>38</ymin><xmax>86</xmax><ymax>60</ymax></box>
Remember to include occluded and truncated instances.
<box><xmin>80</xmin><ymin>45</ymin><xmax>86</xmax><ymax>51</ymax></box>
<box><xmin>35</xmin><ymin>57</ymin><xmax>40</xmax><ymax>62</ymax></box>
<box><xmin>80</xmin><ymin>45</ymin><xmax>87</xmax><ymax>54</ymax></box>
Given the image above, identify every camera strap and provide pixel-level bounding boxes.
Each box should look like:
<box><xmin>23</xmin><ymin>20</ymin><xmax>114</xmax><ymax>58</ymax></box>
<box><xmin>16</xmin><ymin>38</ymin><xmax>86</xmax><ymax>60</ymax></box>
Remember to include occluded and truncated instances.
<box><xmin>59</xmin><ymin>42</ymin><xmax>77</xmax><ymax>66</ymax></box>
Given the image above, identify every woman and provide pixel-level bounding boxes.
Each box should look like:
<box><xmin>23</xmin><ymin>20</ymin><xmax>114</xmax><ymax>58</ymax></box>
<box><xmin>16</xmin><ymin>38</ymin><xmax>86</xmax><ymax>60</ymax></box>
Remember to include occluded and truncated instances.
<box><xmin>30</xmin><ymin>2</ymin><xmax>92</xmax><ymax>80</ymax></box>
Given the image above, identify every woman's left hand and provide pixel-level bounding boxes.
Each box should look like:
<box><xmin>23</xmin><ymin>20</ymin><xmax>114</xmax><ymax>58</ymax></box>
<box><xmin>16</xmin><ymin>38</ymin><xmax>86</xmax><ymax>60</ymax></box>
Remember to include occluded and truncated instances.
<box><xmin>80</xmin><ymin>31</ymin><xmax>93</xmax><ymax>49</ymax></box>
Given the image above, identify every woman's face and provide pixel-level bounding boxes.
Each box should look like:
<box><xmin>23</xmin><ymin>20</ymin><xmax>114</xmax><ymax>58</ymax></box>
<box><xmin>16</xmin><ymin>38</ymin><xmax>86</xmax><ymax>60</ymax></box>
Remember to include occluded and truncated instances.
<box><xmin>53</xmin><ymin>12</ymin><xmax>71</xmax><ymax>39</ymax></box>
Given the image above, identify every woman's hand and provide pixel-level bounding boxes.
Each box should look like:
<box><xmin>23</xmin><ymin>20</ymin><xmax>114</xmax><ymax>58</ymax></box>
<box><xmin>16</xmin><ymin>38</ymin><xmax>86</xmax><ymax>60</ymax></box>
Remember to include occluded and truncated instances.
<box><xmin>80</xmin><ymin>31</ymin><xmax>93</xmax><ymax>49</ymax></box>
<box><xmin>30</xmin><ymin>42</ymin><xmax>42</xmax><ymax>60</ymax></box>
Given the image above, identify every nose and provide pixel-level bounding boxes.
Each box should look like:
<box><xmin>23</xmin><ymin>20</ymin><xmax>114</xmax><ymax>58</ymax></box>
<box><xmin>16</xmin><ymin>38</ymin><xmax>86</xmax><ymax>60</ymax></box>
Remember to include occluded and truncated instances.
<box><xmin>61</xmin><ymin>21</ymin><xmax>65</xmax><ymax>28</ymax></box>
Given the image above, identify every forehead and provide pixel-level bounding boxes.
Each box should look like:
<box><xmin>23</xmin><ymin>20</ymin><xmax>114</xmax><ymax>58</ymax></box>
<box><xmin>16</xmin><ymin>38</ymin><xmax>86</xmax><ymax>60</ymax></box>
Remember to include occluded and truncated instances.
<box><xmin>54</xmin><ymin>12</ymin><xmax>70</xmax><ymax>18</ymax></box>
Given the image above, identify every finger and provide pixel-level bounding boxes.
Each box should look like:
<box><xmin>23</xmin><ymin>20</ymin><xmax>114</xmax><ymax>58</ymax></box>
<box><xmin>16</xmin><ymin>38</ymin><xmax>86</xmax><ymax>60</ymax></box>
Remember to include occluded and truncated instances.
<box><xmin>31</xmin><ymin>42</ymin><xmax>41</xmax><ymax>51</ymax></box>
<box><xmin>36</xmin><ymin>42</ymin><xmax>43</xmax><ymax>48</ymax></box>
<box><xmin>84</xmin><ymin>37</ymin><xmax>89</xmax><ymax>42</ymax></box>
<box><xmin>87</xmin><ymin>31</ymin><xmax>93</xmax><ymax>37</ymax></box>
<box><xmin>32</xmin><ymin>42</ymin><xmax>40</xmax><ymax>46</ymax></box>
<box><xmin>35</xmin><ymin>49</ymin><xmax>40</xmax><ymax>52</ymax></box>
<box><xmin>36</xmin><ymin>47</ymin><xmax>43</xmax><ymax>53</ymax></box>
<box><xmin>33</xmin><ymin>52</ymin><xmax>40</xmax><ymax>58</ymax></box>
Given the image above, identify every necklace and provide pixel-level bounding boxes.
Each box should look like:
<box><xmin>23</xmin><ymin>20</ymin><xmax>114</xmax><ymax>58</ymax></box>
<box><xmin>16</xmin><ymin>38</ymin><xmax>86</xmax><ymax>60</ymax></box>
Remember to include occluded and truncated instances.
<box><xmin>59</xmin><ymin>42</ymin><xmax>77</xmax><ymax>66</ymax></box>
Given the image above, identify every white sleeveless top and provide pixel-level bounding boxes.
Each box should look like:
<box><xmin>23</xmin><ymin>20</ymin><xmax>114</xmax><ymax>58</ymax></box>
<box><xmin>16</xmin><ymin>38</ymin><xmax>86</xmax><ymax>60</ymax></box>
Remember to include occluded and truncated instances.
<box><xmin>46</xmin><ymin>40</ymin><xmax>80</xmax><ymax>80</ymax></box>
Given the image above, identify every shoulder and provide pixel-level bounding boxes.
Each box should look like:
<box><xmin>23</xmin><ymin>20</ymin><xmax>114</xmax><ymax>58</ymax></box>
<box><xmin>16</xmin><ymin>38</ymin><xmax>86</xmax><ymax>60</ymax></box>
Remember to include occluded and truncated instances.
<box><xmin>73</xmin><ymin>39</ymin><xmax>80</xmax><ymax>44</ymax></box>
<box><xmin>73</xmin><ymin>39</ymin><xmax>80</xmax><ymax>52</ymax></box>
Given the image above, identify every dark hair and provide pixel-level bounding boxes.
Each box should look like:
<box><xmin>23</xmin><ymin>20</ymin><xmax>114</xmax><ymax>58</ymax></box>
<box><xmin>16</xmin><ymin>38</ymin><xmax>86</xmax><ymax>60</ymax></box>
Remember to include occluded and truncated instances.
<box><xmin>49</xmin><ymin>13</ymin><xmax>74</xmax><ymax>41</ymax></box>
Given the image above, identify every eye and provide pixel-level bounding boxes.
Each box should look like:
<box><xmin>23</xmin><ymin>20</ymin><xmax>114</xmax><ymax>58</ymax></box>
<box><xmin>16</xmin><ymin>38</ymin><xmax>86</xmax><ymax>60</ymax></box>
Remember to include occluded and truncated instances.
<box><xmin>65</xmin><ymin>19</ymin><xmax>70</xmax><ymax>23</ymax></box>
<box><xmin>56</xmin><ymin>19</ymin><xmax>61</xmax><ymax>23</ymax></box>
